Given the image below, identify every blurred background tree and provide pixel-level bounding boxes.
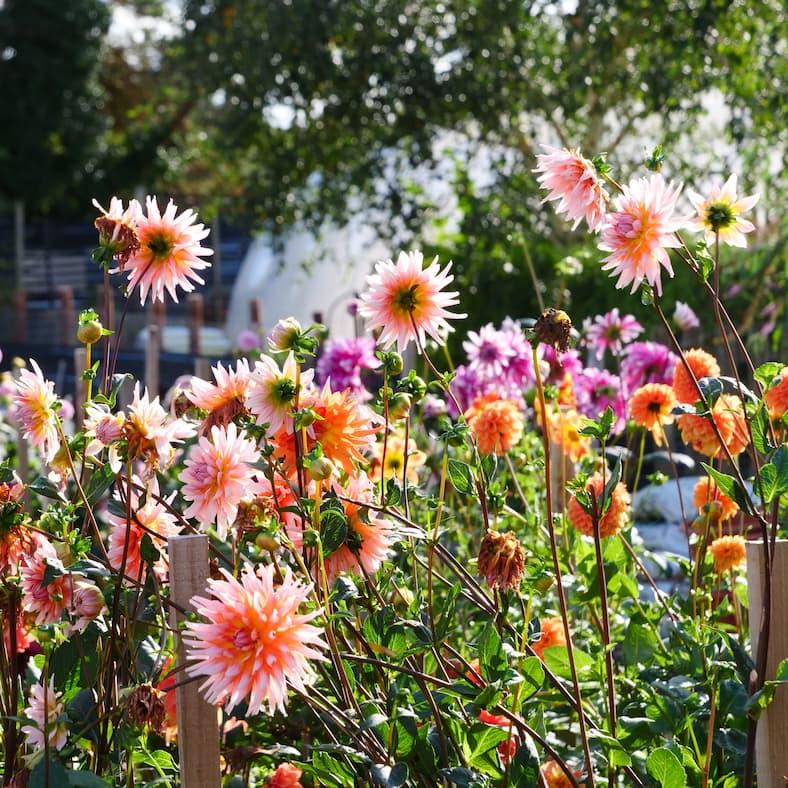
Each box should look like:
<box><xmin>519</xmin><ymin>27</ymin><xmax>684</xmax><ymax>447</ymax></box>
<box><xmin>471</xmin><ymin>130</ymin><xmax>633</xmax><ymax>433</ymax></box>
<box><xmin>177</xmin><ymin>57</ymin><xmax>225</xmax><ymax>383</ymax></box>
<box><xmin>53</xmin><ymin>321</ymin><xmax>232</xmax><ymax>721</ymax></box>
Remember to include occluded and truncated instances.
<box><xmin>1</xmin><ymin>0</ymin><xmax>785</xmax><ymax>343</ymax></box>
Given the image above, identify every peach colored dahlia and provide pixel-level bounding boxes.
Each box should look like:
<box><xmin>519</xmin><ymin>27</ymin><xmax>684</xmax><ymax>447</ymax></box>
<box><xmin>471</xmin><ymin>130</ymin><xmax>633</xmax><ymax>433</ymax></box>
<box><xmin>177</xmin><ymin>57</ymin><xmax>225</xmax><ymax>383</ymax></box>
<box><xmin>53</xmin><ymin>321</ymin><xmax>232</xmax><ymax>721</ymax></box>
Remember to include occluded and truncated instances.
<box><xmin>628</xmin><ymin>383</ymin><xmax>676</xmax><ymax>445</ymax></box>
<box><xmin>124</xmin><ymin>196</ymin><xmax>212</xmax><ymax>305</ymax></box>
<box><xmin>567</xmin><ymin>472</ymin><xmax>631</xmax><ymax>538</ymax></box>
<box><xmin>465</xmin><ymin>394</ymin><xmax>525</xmax><ymax>456</ymax></box>
<box><xmin>248</xmin><ymin>352</ymin><xmax>313</xmax><ymax>436</ymax></box>
<box><xmin>764</xmin><ymin>366</ymin><xmax>788</xmax><ymax>420</ymax></box>
<box><xmin>687</xmin><ymin>174</ymin><xmax>759</xmax><ymax>247</ymax></box>
<box><xmin>534</xmin><ymin>145</ymin><xmax>608</xmax><ymax>231</ymax></box>
<box><xmin>83</xmin><ymin>403</ymin><xmax>125</xmax><ymax>473</ymax></box>
<box><xmin>181</xmin><ymin>423</ymin><xmax>258</xmax><ymax>538</ymax></box>
<box><xmin>22</xmin><ymin>678</ymin><xmax>68</xmax><ymax>753</ymax></box>
<box><xmin>709</xmin><ymin>535</ymin><xmax>747</xmax><ymax>574</ymax></box>
<box><xmin>672</xmin><ymin>348</ymin><xmax>720</xmax><ymax>404</ymax></box>
<box><xmin>358</xmin><ymin>250</ymin><xmax>466</xmax><ymax>352</ymax></box>
<box><xmin>184</xmin><ymin>564</ymin><xmax>327</xmax><ymax>716</ymax></box>
<box><xmin>541</xmin><ymin>759</ymin><xmax>584</xmax><ymax>787</ymax></box>
<box><xmin>267</xmin><ymin>763</ymin><xmax>304</xmax><ymax>788</ymax></box>
<box><xmin>368</xmin><ymin>432</ymin><xmax>426</xmax><ymax>486</ymax></box>
<box><xmin>187</xmin><ymin>359</ymin><xmax>252</xmax><ymax>433</ymax></box>
<box><xmin>531</xmin><ymin>617</ymin><xmax>567</xmax><ymax>661</ymax></box>
<box><xmin>20</xmin><ymin>539</ymin><xmax>74</xmax><ymax>625</ymax></box>
<box><xmin>12</xmin><ymin>360</ymin><xmax>60</xmax><ymax>463</ymax></box>
<box><xmin>693</xmin><ymin>477</ymin><xmax>739</xmax><ymax>523</ymax></box>
<box><xmin>677</xmin><ymin>395</ymin><xmax>747</xmax><ymax>458</ymax></box>
<box><xmin>598</xmin><ymin>174</ymin><xmax>684</xmax><ymax>296</ymax></box>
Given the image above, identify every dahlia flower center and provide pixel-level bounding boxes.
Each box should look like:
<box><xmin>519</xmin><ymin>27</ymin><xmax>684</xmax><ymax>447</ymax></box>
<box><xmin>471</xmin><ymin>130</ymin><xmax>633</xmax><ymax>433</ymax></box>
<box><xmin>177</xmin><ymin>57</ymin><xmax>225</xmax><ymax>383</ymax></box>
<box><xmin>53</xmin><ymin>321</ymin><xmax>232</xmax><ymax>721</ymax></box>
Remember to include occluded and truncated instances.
<box><xmin>232</xmin><ymin>627</ymin><xmax>258</xmax><ymax>650</ymax></box>
<box><xmin>479</xmin><ymin>342</ymin><xmax>500</xmax><ymax>362</ymax></box>
<box><xmin>392</xmin><ymin>284</ymin><xmax>420</xmax><ymax>314</ymax></box>
<box><xmin>705</xmin><ymin>201</ymin><xmax>735</xmax><ymax>232</ymax></box>
<box><xmin>648</xmin><ymin>401</ymin><xmax>663</xmax><ymax>413</ymax></box>
<box><xmin>273</xmin><ymin>378</ymin><xmax>297</xmax><ymax>405</ymax></box>
<box><xmin>147</xmin><ymin>231</ymin><xmax>175</xmax><ymax>260</ymax></box>
<box><xmin>604</xmin><ymin>325</ymin><xmax>622</xmax><ymax>340</ymax></box>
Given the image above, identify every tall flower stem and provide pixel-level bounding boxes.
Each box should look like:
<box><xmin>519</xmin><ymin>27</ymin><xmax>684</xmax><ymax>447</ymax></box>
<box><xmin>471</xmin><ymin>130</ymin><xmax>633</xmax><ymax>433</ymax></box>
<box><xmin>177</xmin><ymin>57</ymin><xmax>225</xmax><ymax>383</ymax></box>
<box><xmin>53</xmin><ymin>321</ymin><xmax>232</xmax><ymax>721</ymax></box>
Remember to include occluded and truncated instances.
<box><xmin>532</xmin><ymin>344</ymin><xmax>595</xmax><ymax>786</ymax></box>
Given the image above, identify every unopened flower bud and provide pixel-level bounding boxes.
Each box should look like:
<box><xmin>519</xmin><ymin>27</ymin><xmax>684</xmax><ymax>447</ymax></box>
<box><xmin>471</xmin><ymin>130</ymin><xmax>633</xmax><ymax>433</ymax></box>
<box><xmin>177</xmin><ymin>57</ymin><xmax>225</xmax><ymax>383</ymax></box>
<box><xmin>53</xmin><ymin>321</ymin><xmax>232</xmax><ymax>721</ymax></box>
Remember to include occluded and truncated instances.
<box><xmin>477</xmin><ymin>530</ymin><xmax>526</xmax><ymax>591</ymax></box>
<box><xmin>388</xmin><ymin>392</ymin><xmax>412</xmax><ymax>421</ymax></box>
<box><xmin>534</xmin><ymin>308</ymin><xmax>573</xmax><ymax>353</ymax></box>
<box><xmin>70</xmin><ymin>580</ymin><xmax>107</xmax><ymax>631</ymax></box>
<box><xmin>77</xmin><ymin>320</ymin><xmax>103</xmax><ymax>345</ymax></box>
<box><xmin>255</xmin><ymin>533</ymin><xmax>280</xmax><ymax>552</ymax></box>
<box><xmin>308</xmin><ymin>456</ymin><xmax>337</xmax><ymax>482</ymax></box>
<box><xmin>383</xmin><ymin>352</ymin><xmax>404</xmax><ymax>376</ymax></box>
<box><xmin>268</xmin><ymin>317</ymin><xmax>303</xmax><ymax>352</ymax></box>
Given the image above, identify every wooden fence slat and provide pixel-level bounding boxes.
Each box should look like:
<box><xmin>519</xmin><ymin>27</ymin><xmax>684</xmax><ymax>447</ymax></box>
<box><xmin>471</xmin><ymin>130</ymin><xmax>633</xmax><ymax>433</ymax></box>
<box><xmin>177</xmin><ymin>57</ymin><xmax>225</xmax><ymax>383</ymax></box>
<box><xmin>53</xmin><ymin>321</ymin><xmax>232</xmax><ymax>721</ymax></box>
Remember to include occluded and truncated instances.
<box><xmin>746</xmin><ymin>540</ymin><xmax>788</xmax><ymax>788</ymax></box>
<box><xmin>169</xmin><ymin>534</ymin><xmax>221</xmax><ymax>787</ymax></box>
<box><xmin>145</xmin><ymin>323</ymin><xmax>160</xmax><ymax>397</ymax></box>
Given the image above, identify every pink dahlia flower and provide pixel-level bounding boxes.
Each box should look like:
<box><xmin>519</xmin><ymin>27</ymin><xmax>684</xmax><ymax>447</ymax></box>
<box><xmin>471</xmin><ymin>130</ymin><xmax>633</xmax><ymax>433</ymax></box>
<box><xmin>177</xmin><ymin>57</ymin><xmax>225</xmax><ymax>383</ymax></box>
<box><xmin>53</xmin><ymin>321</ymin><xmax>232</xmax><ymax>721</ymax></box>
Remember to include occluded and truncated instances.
<box><xmin>181</xmin><ymin>422</ymin><xmax>258</xmax><ymax>538</ymax></box>
<box><xmin>574</xmin><ymin>367</ymin><xmax>626</xmax><ymax>434</ymax></box>
<box><xmin>687</xmin><ymin>174</ymin><xmax>759</xmax><ymax>247</ymax></box>
<box><xmin>107</xmin><ymin>479</ymin><xmax>181</xmax><ymax>582</ymax></box>
<box><xmin>534</xmin><ymin>145</ymin><xmax>609</xmax><ymax>231</ymax></box>
<box><xmin>187</xmin><ymin>359</ymin><xmax>252</xmax><ymax>433</ymax></box>
<box><xmin>620</xmin><ymin>341</ymin><xmax>678</xmax><ymax>396</ymax></box>
<box><xmin>67</xmin><ymin>579</ymin><xmax>107</xmax><ymax>633</ymax></box>
<box><xmin>20</xmin><ymin>539</ymin><xmax>73</xmax><ymax>625</ymax></box>
<box><xmin>267</xmin><ymin>762</ymin><xmax>304</xmax><ymax>787</ymax></box>
<box><xmin>316</xmin><ymin>337</ymin><xmax>380</xmax><ymax>401</ymax></box>
<box><xmin>22</xmin><ymin>678</ymin><xmax>68</xmax><ymax>753</ymax></box>
<box><xmin>673</xmin><ymin>301</ymin><xmax>700</xmax><ymax>331</ymax></box>
<box><xmin>124</xmin><ymin>196</ymin><xmax>213</xmax><ymax>305</ymax></box>
<box><xmin>236</xmin><ymin>329</ymin><xmax>262</xmax><ymax>353</ymax></box>
<box><xmin>358</xmin><ymin>251</ymin><xmax>466</xmax><ymax>352</ymax></box>
<box><xmin>463</xmin><ymin>323</ymin><xmax>516</xmax><ymax>378</ymax></box>
<box><xmin>83</xmin><ymin>403</ymin><xmax>125</xmax><ymax>473</ymax></box>
<box><xmin>12</xmin><ymin>360</ymin><xmax>60</xmax><ymax>463</ymax></box>
<box><xmin>248</xmin><ymin>352</ymin><xmax>314</xmax><ymax>436</ymax></box>
<box><xmin>583</xmin><ymin>308</ymin><xmax>643</xmax><ymax>360</ymax></box>
<box><xmin>184</xmin><ymin>563</ymin><xmax>327</xmax><ymax>716</ymax></box>
<box><xmin>599</xmin><ymin>174</ymin><xmax>685</xmax><ymax>295</ymax></box>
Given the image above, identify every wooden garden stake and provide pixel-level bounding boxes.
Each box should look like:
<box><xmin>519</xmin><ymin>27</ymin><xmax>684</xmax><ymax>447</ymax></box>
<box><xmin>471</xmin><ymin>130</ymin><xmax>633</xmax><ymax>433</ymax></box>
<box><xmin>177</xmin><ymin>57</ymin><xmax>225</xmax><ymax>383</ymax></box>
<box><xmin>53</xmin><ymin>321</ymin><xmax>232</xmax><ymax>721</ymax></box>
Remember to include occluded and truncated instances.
<box><xmin>58</xmin><ymin>285</ymin><xmax>76</xmax><ymax>345</ymax></box>
<box><xmin>746</xmin><ymin>540</ymin><xmax>788</xmax><ymax>788</ymax></box>
<box><xmin>169</xmin><ymin>534</ymin><xmax>221</xmax><ymax>787</ymax></box>
<box><xmin>188</xmin><ymin>293</ymin><xmax>204</xmax><ymax>356</ymax></box>
<box><xmin>145</xmin><ymin>323</ymin><xmax>160</xmax><ymax>397</ymax></box>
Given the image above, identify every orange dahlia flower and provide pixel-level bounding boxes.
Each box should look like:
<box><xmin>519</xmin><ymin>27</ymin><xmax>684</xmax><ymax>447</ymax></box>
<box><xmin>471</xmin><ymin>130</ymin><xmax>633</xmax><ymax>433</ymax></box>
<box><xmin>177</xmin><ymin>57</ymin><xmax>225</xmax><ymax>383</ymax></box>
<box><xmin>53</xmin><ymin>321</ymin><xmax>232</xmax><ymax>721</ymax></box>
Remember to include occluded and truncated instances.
<box><xmin>567</xmin><ymin>472</ymin><xmax>630</xmax><ymax>538</ymax></box>
<box><xmin>765</xmin><ymin>367</ymin><xmax>788</xmax><ymax>420</ymax></box>
<box><xmin>677</xmin><ymin>395</ymin><xmax>747</xmax><ymax>458</ymax></box>
<box><xmin>693</xmin><ymin>477</ymin><xmax>739</xmax><ymax>522</ymax></box>
<box><xmin>628</xmin><ymin>383</ymin><xmax>676</xmax><ymax>445</ymax></box>
<box><xmin>708</xmin><ymin>535</ymin><xmax>747</xmax><ymax>573</ymax></box>
<box><xmin>465</xmin><ymin>394</ymin><xmax>524</xmax><ymax>456</ymax></box>
<box><xmin>672</xmin><ymin>349</ymin><xmax>720</xmax><ymax>404</ymax></box>
<box><xmin>531</xmin><ymin>617</ymin><xmax>567</xmax><ymax>661</ymax></box>
<box><xmin>541</xmin><ymin>759</ymin><xmax>585</xmax><ymax>787</ymax></box>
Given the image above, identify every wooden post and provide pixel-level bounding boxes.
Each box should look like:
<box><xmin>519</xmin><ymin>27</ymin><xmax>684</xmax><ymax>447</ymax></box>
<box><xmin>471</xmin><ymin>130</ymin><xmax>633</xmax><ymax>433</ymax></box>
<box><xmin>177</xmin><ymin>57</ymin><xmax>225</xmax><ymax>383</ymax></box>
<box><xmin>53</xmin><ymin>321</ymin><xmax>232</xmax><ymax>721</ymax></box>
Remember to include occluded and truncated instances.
<box><xmin>58</xmin><ymin>285</ymin><xmax>76</xmax><ymax>346</ymax></box>
<box><xmin>168</xmin><ymin>535</ymin><xmax>221</xmax><ymax>787</ymax></box>
<box><xmin>73</xmin><ymin>348</ymin><xmax>87</xmax><ymax>430</ymax></box>
<box><xmin>12</xmin><ymin>292</ymin><xmax>27</xmax><ymax>343</ymax></box>
<box><xmin>194</xmin><ymin>357</ymin><xmax>211</xmax><ymax>381</ymax></box>
<box><xmin>145</xmin><ymin>323</ymin><xmax>160</xmax><ymax>397</ymax></box>
<box><xmin>211</xmin><ymin>214</ymin><xmax>223</xmax><ymax>320</ymax></box>
<box><xmin>549</xmin><ymin>441</ymin><xmax>575</xmax><ymax>513</ymax></box>
<box><xmin>249</xmin><ymin>298</ymin><xmax>262</xmax><ymax>332</ymax></box>
<box><xmin>14</xmin><ymin>200</ymin><xmax>25</xmax><ymax>293</ymax></box>
<box><xmin>151</xmin><ymin>300</ymin><xmax>166</xmax><ymax>332</ymax></box>
<box><xmin>97</xmin><ymin>282</ymin><xmax>115</xmax><ymax>331</ymax></box>
<box><xmin>746</xmin><ymin>540</ymin><xmax>788</xmax><ymax>788</ymax></box>
<box><xmin>188</xmin><ymin>294</ymin><xmax>204</xmax><ymax>356</ymax></box>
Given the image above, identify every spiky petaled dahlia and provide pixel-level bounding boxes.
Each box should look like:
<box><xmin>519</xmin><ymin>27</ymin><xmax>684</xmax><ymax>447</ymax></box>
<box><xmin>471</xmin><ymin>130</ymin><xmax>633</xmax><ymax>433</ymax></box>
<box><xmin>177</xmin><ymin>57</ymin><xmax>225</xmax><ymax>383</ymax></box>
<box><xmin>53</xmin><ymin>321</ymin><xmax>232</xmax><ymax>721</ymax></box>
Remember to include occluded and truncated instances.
<box><xmin>107</xmin><ymin>481</ymin><xmax>181</xmax><ymax>581</ymax></box>
<box><xmin>123</xmin><ymin>196</ymin><xmax>212</xmax><ymax>304</ymax></box>
<box><xmin>693</xmin><ymin>477</ymin><xmax>739</xmax><ymax>523</ymax></box>
<box><xmin>765</xmin><ymin>367</ymin><xmax>788</xmax><ymax>420</ymax></box>
<box><xmin>598</xmin><ymin>174</ymin><xmax>685</xmax><ymax>296</ymax></box>
<box><xmin>628</xmin><ymin>383</ymin><xmax>677</xmax><ymax>445</ymax></box>
<box><xmin>583</xmin><ymin>308</ymin><xmax>643</xmax><ymax>360</ymax></box>
<box><xmin>358</xmin><ymin>250</ymin><xmax>466</xmax><ymax>352</ymax></box>
<box><xmin>124</xmin><ymin>384</ymin><xmax>196</xmax><ymax>474</ymax></box>
<box><xmin>477</xmin><ymin>530</ymin><xmax>525</xmax><ymax>591</ymax></box>
<box><xmin>22</xmin><ymin>678</ymin><xmax>68</xmax><ymax>753</ymax></box>
<box><xmin>368</xmin><ymin>433</ymin><xmax>426</xmax><ymax>486</ymax></box>
<box><xmin>531</xmin><ymin>617</ymin><xmax>567</xmax><ymax>661</ymax></box>
<box><xmin>184</xmin><ymin>564</ymin><xmax>328</xmax><ymax>716</ymax></box>
<box><xmin>465</xmin><ymin>394</ymin><xmax>524</xmax><ymax>456</ymax></box>
<box><xmin>323</xmin><ymin>474</ymin><xmax>396</xmax><ymax>584</ymax></box>
<box><xmin>533</xmin><ymin>145</ymin><xmax>608</xmax><ymax>231</ymax></box>
<box><xmin>20</xmin><ymin>539</ymin><xmax>73</xmax><ymax>625</ymax></box>
<box><xmin>673</xmin><ymin>301</ymin><xmax>700</xmax><ymax>332</ymax></box>
<box><xmin>93</xmin><ymin>197</ymin><xmax>141</xmax><ymax>269</ymax></box>
<box><xmin>672</xmin><ymin>348</ymin><xmax>721</xmax><ymax>404</ymax></box>
<box><xmin>708</xmin><ymin>535</ymin><xmax>747</xmax><ymax>574</ymax></box>
<box><xmin>267</xmin><ymin>763</ymin><xmax>304</xmax><ymax>788</ymax></box>
<box><xmin>181</xmin><ymin>423</ymin><xmax>258</xmax><ymax>539</ymax></box>
<box><xmin>12</xmin><ymin>360</ymin><xmax>60</xmax><ymax>463</ymax></box>
<box><xmin>463</xmin><ymin>323</ymin><xmax>516</xmax><ymax>378</ymax></box>
<box><xmin>247</xmin><ymin>352</ymin><xmax>313</xmax><ymax>436</ymax></box>
<box><xmin>687</xmin><ymin>174</ymin><xmax>760</xmax><ymax>247</ymax></box>
<box><xmin>541</xmin><ymin>759</ymin><xmax>584</xmax><ymax>787</ymax></box>
<box><xmin>83</xmin><ymin>403</ymin><xmax>124</xmax><ymax>473</ymax></box>
<box><xmin>187</xmin><ymin>359</ymin><xmax>252</xmax><ymax>433</ymax></box>
<box><xmin>567</xmin><ymin>472</ymin><xmax>631</xmax><ymax>538</ymax></box>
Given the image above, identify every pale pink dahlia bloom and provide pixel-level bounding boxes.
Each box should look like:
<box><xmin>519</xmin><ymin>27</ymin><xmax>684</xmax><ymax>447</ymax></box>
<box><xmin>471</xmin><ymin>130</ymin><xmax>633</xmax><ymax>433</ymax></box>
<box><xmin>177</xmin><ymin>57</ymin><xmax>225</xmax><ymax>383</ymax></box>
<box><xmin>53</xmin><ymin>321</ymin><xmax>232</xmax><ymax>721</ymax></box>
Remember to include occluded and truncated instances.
<box><xmin>124</xmin><ymin>196</ymin><xmax>213</xmax><ymax>305</ymax></box>
<box><xmin>687</xmin><ymin>174</ymin><xmax>759</xmax><ymax>247</ymax></box>
<box><xmin>599</xmin><ymin>174</ymin><xmax>685</xmax><ymax>296</ymax></box>
<box><xmin>67</xmin><ymin>579</ymin><xmax>107</xmax><ymax>633</ymax></box>
<box><xmin>107</xmin><ymin>480</ymin><xmax>181</xmax><ymax>582</ymax></box>
<box><xmin>20</xmin><ymin>539</ymin><xmax>73</xmax><ymax>625</ymax></box>
<box><xmin>673</xmin><ymin>300</ymin><xmax>700</xmax><ymax>331</ymax></box>
<box><xmin>187</xmin><ymin>359</ymin><xmax>252</xmax><ymax>432</ymax></box>
<box><xmin>534</xmin><ymin>145</ymin><xmax>609</xmax><ymax>231</ymax></box>
<box><xmin>358</xmin><ymin>251</ymin><xmax>466</xmax><ymax>352</ymax></box>
<box><xmin>583</xmin><ymin>308</ymin><xmax>643</xmax><ymax>360</ymax></box>
<box><xmin>184</xmin><ymin>563</ymin><xmax>327</xmax><ymax>716</ymax></box>
<box><xmin>181</xmin><ymin>422</ymin><xmax>258</xmax><ymax>538</ymax></box>
<box><xmin>84</xmin><ymin>403</ymin><xmax>125</xmax><ymax>473</ymax></box>
<box><xmin>12</xmin><ymin>360</ymin><xmax>60</xmax><ymax>462</ymax></box>
<box><xmin>125</xmin><ymin>383</ymin><xmax>196</xmax><ymax>475</ymax></box>
<box><xmin>22</xmin><ymin>678</ymin><xmax>68</xmax><ymax>753</ymax></box>
<box><xmin>247</xmin><ymin>352</ymin><xmax>313</xmax><ymax>435</ymax></box>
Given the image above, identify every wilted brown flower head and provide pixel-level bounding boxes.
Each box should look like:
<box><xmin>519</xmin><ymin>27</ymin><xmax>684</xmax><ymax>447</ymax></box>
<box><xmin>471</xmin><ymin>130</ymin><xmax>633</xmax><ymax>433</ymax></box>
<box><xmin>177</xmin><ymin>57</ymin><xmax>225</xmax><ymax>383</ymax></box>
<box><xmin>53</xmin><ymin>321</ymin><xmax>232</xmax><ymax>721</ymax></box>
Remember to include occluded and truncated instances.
<box><xmin>94</xmin><ymin>197</ymin><xmax>141</xmax><ymax>271</ymax></box>
<box><xmin>478</xmin><ymin>530</ymin><xmax>525</xmax><ymax>591</ymax></box>
<box><xmin>127</xmin><ymin>684</ymin><xmax>166</xmax><ymax>733</ymax></box>
<box><xmin>534</xmin><ymin>308</ymin><xmax>573</xmax><ymax>352</ymax></box>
